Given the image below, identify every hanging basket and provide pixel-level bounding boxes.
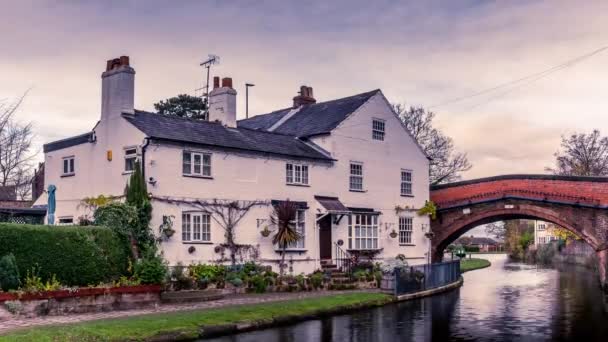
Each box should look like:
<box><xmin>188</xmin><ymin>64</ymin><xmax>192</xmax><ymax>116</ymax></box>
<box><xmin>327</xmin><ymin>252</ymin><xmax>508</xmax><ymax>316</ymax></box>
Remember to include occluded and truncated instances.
<box><xmin>389</xmin><ymin>230</ymin><xmax>398</xmax><ymax>239</ymax></box>
<box><xmin>260</xmin><ymin>227</ymin><xmax>271</xmax><ymax>237</ymax></box>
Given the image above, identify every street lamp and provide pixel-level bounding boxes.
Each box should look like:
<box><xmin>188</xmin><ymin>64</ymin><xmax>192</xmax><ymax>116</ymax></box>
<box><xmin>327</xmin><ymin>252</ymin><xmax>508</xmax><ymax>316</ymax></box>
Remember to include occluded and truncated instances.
<box><xmin>245</xmin><ymin>83</ymin><xmax>255</xmax><ymax>118</ymax></box>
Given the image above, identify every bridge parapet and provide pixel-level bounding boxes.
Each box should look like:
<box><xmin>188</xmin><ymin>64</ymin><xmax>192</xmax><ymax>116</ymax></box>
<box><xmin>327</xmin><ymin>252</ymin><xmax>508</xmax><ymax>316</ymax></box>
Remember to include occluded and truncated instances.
<box><xmin>431</xmin><ymin>174</ymin><xmax>608</xmax><ymax>209</ymax></box>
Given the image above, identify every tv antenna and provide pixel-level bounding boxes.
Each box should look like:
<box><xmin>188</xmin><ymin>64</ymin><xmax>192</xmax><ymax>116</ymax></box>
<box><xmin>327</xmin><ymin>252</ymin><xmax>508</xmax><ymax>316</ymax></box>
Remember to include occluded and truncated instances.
<box><xmin>198</xmin><ymin>54</ymin><xmax>220</xmax><ymax>118</ymax></box>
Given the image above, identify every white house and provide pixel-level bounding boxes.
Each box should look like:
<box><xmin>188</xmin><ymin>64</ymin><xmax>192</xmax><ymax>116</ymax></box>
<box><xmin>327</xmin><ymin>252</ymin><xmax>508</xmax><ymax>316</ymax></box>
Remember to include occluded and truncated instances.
<box><xmin>35</xmin><ymin>56</ymin><xmax>432</xmax><ymax>274</ymax></box>
<box><xmin>534</xmin><ymin>220</ymin><xmax>559</xmax><ymax>245</ymax></box>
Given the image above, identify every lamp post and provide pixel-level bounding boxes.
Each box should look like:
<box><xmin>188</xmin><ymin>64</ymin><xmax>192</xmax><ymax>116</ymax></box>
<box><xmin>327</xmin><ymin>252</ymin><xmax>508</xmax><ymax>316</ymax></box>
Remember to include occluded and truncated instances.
<box><xmin>245</xmin><ymin>83</ymin><xmax>255</xmax><ymax>118</ymax></box>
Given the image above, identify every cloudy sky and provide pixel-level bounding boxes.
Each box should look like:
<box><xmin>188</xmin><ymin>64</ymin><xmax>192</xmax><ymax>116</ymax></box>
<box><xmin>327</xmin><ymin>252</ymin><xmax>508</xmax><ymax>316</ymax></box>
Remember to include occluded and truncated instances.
<box><xmin>2</xmin><ymin>0</ymin><xmax>607</xmax><ymax>179</ymax></box>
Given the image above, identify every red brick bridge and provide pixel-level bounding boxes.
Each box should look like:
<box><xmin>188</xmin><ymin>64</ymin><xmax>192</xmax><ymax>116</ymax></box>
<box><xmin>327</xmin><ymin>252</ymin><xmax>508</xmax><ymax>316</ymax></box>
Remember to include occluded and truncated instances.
<box><xmin>430</xmin><ymin>174</ymin><xmax>608</xmax><ymax>290</ymax></box>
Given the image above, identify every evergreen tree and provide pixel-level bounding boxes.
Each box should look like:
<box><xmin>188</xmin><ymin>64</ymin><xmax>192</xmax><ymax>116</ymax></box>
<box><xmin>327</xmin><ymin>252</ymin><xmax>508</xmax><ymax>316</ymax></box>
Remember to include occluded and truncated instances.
<box><xmin>124</xmin><ymin>161</ymin><xmax>154</xmax><ymax>254</ymax></box>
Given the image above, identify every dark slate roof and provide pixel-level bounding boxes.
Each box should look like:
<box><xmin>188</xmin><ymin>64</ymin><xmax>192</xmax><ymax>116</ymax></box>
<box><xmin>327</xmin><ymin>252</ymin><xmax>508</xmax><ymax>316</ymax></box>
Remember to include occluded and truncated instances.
<box><xmin>43</xmin><ymin>132</ymin><xmax>94</xmax><ymax>153</ymax></box>
<box><xmin>125</xmin><ymin>110</ymin><xmax>333</xmax><ymax>161</ymax></box>
<box><xmin>238</xmin><ymin>89</ymin><xmax>380</xmax><ymax>137</ymax></box>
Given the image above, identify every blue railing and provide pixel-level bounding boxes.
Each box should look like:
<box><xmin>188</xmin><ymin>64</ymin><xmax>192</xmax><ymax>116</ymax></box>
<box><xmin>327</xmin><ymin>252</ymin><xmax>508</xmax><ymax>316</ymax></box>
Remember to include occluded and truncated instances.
<box><xmin>393</xmin><ymin>260</ymin><xmax>460</xmax><ymax>296</ymax></box>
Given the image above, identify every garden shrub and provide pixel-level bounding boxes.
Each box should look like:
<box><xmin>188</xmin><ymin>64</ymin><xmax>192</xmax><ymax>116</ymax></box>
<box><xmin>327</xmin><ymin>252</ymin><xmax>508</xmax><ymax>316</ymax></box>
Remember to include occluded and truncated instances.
<box><xmin>133</xmin><ymin>249</ymin><xmax>168</xmax><ymax>285</ymax></box>
<box><xmin>250</xmin><ymin>274</ymin><xmax>267</xmax><ymax>293</ymax></box>
<box><xmin>0</xmin><ymin>253</ymin><xmax>20</xmax><ymax>291</ymax></box>
<box><xmin>0</xmin><ymin>223</ymin><xmax>130</xmax><ymax>286</ymax></box>
<box><xmin>310</xmin><ymin>272</ymin><xmax>323</xmax><ymax>289</ymax></box>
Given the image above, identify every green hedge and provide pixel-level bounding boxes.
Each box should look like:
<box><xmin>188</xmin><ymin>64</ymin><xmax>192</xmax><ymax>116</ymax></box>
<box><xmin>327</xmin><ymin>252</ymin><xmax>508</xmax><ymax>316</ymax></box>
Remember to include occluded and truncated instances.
<box><xmin>0</xmin><ymin>223</ymin><xmax>130</xmax><ymax>286</ymax></box>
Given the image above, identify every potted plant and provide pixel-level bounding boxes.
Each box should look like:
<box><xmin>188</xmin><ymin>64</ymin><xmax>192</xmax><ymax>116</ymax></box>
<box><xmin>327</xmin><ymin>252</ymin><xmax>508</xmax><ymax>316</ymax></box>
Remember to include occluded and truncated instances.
<box><xmin>260</xmin><ymin>226</ymin><xmax>271</xmax><ymax>237</ymax></box>
<box><xmin>159</xmin><ymin>215</ymin><xmax>176</xmax><ymax>239</ymax></box>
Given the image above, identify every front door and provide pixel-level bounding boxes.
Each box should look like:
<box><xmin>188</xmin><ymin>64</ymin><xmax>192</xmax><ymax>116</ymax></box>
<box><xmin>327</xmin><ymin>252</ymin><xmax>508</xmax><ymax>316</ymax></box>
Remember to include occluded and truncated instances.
<box><xmin>319</xmin><ymin>216</ymin><xmax>332</xmax><ymax>260</ymax></box>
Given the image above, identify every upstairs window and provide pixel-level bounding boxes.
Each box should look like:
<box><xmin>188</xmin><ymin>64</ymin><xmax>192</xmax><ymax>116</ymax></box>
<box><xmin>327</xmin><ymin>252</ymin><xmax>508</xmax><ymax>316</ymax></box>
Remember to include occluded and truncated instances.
<box><xmin>124</xmin><ymin>147</ymin><xmax>138</xmax><ymax>172</ymax></box>
<box><xmin>182</xmin><ymin>212</ymin><xmax>211</xmax><ymax>242</ymax></box>
<box><xmin>286</xmin><ymin>163</ymin><xmax>309</xmax><ymax>185</ymax></box>
<box><xmin>349</xmin><ymin>162</ymin><xmax>364</xmax><ymax>191</ymax></box>
<box><xmin>400</xmin><ymin>170</ymin><xmax>413</xmax><ymax>196</ymax></box>
<box><xmin>399</xmin><ymin>217</ymin><xmax>413</xmax><ymax>245</ymax></box>
<box><xmin>183</xmin><ymin>151</ymin><xmax>212</xmax><ymax>177</ymax></box>
<box><xmin>372</xmin><ymin>119</ymin><xmax>385</xmax><ymax>141</ymax></box>
<box><xmin>62</xmin><ymin>156</ymin><xmax>75</xmax><ymax>176</ymax></box>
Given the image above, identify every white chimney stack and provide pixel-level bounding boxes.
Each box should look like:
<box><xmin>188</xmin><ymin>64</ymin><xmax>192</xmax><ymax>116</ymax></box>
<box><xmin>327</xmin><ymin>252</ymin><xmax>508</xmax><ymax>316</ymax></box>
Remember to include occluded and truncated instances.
<box><xmin>101</xmin><ymin>56</ymin><xmax>135</xmax><ymax>122</ymax></box>
<box><xmin>208</xmin><ymin>76</ymin><xmax>237</xmax><ymax>127</ymax></box>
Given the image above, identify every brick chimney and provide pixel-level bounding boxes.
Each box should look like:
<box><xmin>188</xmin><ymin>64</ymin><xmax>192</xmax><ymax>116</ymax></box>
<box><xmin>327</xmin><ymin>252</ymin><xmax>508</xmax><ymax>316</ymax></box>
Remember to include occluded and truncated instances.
<box><xmin>101</xmin><ymin>56</ymin><xmax>135</xmax><ymax>122</ymax></box>
<box><xmin>293</xmin><ymin>85</ymin><xmax>316</xmax><ymax>107</ymax></box>
<box><xmin>208</xmin><ymin>76</ymin><xmax>237</xmax><ymax>127</ymax></box>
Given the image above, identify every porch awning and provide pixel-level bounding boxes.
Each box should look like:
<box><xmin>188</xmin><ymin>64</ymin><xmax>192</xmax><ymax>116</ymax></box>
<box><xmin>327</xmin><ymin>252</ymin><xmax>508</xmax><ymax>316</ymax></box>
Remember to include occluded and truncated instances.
<box><xmin>270</xmin><ymin>200</ymin><xmax>308</xmax><ymax>209</ymax></box>
<box><xmin>315</xmin><ymin>196</ymin><xmax>351</xmax><ymax>214</ymax></box>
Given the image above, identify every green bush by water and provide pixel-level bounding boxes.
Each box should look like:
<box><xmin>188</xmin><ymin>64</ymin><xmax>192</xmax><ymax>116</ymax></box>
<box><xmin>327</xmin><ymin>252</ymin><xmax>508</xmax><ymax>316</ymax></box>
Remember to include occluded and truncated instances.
<box><xmin>0</xmin><ymin>223</ymin><xmax>130</xmax><ymax>286</ymax></box>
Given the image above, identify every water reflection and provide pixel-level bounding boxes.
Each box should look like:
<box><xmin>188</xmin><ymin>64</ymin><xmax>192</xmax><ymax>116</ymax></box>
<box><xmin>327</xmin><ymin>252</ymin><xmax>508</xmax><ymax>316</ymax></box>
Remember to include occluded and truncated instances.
<box><xmin>205</xmin><ymin>254</ymin><xmax>608</xmax><ymax>342</ymax></box>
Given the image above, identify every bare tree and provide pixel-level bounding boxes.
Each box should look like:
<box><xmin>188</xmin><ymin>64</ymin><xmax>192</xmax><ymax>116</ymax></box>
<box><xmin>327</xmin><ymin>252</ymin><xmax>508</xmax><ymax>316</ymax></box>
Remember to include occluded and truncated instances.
<box><xmin>485</xmin><ymin>222</ymin><xmax>506</xmax><ymax>240</ymax></box>
<box><xmin>546</xmin><ymin>130</ymin><xmax>608</xmax><ymax>176</ymax></box>
<box><xmin>0</xmin><ymin>94</ymin><xmax>35</xmax><ymax>200</ymax></box>
<box><xmin>393</xmin><ymin>104</ymin><xmax>472</xmax><ymax>185</ymax></box>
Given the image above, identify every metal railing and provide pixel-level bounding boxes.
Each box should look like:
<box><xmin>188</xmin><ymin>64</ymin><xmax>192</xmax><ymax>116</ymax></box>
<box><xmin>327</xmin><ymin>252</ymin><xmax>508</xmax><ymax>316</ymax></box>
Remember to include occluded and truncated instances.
<box><xmin>393</xmin><ymin>260</ymin><xmax>460</xmax><ymax>296</ymax></box>
<box><xmin>334</xmin><ymin>243</ymin><xmax>353</xmax><ymax>276</ymax></box>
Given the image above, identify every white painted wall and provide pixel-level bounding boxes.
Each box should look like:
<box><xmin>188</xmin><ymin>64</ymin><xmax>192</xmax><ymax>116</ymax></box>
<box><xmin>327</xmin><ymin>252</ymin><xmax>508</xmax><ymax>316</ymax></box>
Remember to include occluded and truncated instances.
<box><xmin>40</xmin><ymin>80</ymin><xmax>431</xmax><ymax>274</ymax></box>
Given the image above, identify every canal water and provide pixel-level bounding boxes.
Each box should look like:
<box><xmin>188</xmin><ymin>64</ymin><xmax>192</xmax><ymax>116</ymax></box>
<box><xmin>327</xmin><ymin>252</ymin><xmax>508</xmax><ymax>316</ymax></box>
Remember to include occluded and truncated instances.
<box><xmin>205</xmin><ymin>254</ymin><xmax>608</xmax><ymax>341</ymax></box>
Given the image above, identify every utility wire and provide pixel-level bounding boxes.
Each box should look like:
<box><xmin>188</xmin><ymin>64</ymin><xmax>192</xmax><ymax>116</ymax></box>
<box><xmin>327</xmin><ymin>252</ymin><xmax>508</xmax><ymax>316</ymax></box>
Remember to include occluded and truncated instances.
<box><xmin>428</xmin><ymin>45</ymin><xmax>608</xmax><ymax>109</ymax></box>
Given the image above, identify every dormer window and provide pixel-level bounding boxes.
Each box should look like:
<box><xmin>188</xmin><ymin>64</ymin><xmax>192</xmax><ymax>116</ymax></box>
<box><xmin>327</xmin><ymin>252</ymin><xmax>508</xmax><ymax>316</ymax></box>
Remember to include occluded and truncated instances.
<box><xmin>62</xmin><ymin>156</ymin><xmax>75</xmax><ymax>176</ymax></box>
<box><xmin>372</xmin><ymin>119</ymin><xmax>385</xmax><ymax>141</ymax></box>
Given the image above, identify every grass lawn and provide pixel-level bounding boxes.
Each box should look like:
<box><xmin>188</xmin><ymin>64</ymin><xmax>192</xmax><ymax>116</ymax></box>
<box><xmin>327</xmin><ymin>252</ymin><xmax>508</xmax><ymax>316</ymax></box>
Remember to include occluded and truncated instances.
<box><xmin>460</xmin><ymin>258</ymin><xmax>491</xmax><ymax>273</ymax></box>
<box><xmin>0</xmin><ymin>292</ymin><xmax>392</xmax><ymax>342</ymax></box>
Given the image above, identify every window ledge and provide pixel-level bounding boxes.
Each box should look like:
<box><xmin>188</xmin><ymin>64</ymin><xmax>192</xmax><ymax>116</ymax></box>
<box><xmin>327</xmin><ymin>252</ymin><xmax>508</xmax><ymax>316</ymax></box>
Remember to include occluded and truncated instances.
<box><xmin>183</xmin><ymin>174</ymin><xmax>214</xmax><ymax>180</ymax></box>
<box><xmin>399</xmin><ymin>244</ymin><xmax>416</xmax><ymax>246</ymax></box>
<box><xmin>122</xmin><ymin>171</ymin><xmax>134</xmax><ymax>175</ymax></box>
<box><xmin>182</xmin><ymin>241</ymin><xmax>213</xmax><ymax>245</ymax></box>
<box><xmin>286</xmin><ymin>183</ymin><xmax>310</xmax><ymax>187</ymax></box>
<box><xmin>349</xmin><ymin>189</ymin><xmax>367</xmax><ymax>193</ymax></box>
<box><xmin>60</xmin><ymin>173</ymin><xmax>75</xmax><ymax>178</ymax></box>
<box><xmin>400</xmin><ymin>194</ymin><xmax>414</xmax><ymax>198</ymax></box>
<box><xmin>274</xmin><ymin>249</ymin><xmax>307</xmax><ymax>253</ymax></box>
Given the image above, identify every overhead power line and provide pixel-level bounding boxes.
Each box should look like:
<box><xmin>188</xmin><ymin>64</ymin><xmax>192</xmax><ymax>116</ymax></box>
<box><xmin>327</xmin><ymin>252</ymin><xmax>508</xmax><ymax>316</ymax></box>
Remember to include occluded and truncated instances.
<box><xmin>428</xmin><ymin>45</ymin><xmax>608</xmax><ymax>109</ymax></box>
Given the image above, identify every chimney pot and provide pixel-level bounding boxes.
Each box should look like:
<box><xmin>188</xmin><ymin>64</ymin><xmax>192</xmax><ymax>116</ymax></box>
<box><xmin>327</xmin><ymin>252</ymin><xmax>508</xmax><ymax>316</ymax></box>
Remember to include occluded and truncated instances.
<box><xmin>293</xmin><ymin>85</ymin><xmax>316</xmax><ymax>107</ymax></box>
<box><xmin>119</xmin><ymin>56</ymin><xmax>130</xmax><ymax>66</ymax></box>
<box><xmin>222</xmin><ymin>77</ymin><xmax>233</xmax><ymax>89</ymax></box>
<box><xmin>213</xmin><ymin>76</ymin><xmax>220</xmax><ymax>89</ymax></box>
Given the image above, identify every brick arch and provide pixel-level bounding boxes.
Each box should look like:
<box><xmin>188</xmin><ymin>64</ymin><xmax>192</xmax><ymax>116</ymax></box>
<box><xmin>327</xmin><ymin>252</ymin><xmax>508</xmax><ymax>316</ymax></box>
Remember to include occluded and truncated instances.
<box><xmin>431</xmin><ymin>206</ymin><xmax>599</xmax><ymax>262</ymax></box>
<box><xmin>429</xmin><ymin>174</ymin><xmax>608</xmax><ymax>290</ymax></box>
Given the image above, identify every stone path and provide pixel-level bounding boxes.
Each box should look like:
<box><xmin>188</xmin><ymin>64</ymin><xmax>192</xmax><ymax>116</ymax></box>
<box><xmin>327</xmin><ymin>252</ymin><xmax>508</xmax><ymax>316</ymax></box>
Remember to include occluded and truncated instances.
<box><xmin>0</xmin><ymin>289</ymin><xmax>380</xmax><ymax>334</ymax></box>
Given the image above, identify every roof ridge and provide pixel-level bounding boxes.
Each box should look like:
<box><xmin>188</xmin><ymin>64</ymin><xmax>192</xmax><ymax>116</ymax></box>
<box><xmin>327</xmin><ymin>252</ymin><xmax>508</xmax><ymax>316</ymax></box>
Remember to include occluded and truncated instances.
<box><xmin>238</xmin><ymin>89</ymin><xmax>380</xmax><ymax>123</ymax></box>
<box><xmin>132</xmin><ymin>109</ymin><xmax>305</xmax><ymax>138</ymax></box>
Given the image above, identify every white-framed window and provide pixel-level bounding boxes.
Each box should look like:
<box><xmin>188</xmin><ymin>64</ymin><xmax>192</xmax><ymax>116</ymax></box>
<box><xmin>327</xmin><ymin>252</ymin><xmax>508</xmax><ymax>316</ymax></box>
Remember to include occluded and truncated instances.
<box><xmin>182</xmin><ymin>212</ymin><xmax>211</xmax><ymax>242</ymax></box>
<box><xmin>62</xmin><ymin>156</ymin><xmax>75</xmax><ymax>176</ymax></box>
<box><xmin>348</xmin><ymin>213</ymin><xmax>379</xmax><ymax>250</ymax></box>
<box><xmin>286</xmin><ymin>163</ymin><xmax>309</xmax><ymax>185</ymax></box>
<box><xmin>124</xmin><ymin>147</ymin><xmax>138</xmax><ymax>172</ymax></box>
<box><xmin>349</xmin><ymin>162</ymin><xmax>363</xmax><ymax>191</ymax></box>
<box><xmin>399</xmin><ymin>217</ymin><xmax>413</xmax><ymax>245</ymax></box>
<box><xmin>372</xmin><ymin>118</ymin><xmax>385</xmax><ymax>141</ymax></box>
<box><xmin>537</xmin><ymin>223</ymin><xmax>546</xmax><ymax>231</ymax></box>
<box><xmin>57</xmin><ymin>216</ymin><xmax>74</xmax><ymax>225</ymax></box>
<box><xmin>182</xmin><ymin>151</ymin><xmax>212</xmax><ymax>177</ymax></box>
<box><xmin>400</xmin><ymin>169</ymin><xmax>413</xmax><ymax>196</ymax></box>
<box><xmin>287</xmin><ymin>209</ymin><xmax>306</xmax><ymax>249</ymax></box>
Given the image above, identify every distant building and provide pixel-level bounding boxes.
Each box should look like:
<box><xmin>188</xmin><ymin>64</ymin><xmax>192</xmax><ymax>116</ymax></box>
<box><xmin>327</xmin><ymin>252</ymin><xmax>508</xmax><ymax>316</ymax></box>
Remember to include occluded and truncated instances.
<box><xmin>455</xmin><ymin>235</ymin><xmax>504</xmax><ymax>252</ymax></box>
<box><xmin>32</xmin><ymin>162</ymin><xmax>45</xmax><ymax>201</ymax></box>
<box><xmin>534</xmin><ymin>220</ymin><xmax>559</xmax><ymax>245</ymax></box>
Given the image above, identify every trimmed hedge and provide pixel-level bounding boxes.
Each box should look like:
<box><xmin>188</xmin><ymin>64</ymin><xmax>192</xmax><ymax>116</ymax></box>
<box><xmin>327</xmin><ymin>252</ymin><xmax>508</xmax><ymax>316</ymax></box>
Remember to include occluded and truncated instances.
<box><xmin>0</xmin><ymin>224</ymin><xmax>130</xmax><ymax>286</ymax></box>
